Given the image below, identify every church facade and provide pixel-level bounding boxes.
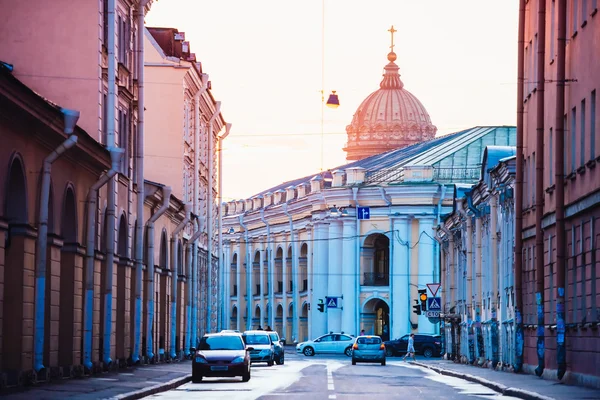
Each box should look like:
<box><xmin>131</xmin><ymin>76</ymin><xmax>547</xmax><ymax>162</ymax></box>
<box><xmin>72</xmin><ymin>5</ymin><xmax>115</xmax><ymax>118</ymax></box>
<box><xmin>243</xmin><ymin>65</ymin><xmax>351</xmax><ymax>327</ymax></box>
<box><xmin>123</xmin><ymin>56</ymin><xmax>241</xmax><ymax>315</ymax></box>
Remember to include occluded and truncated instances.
<box><xmin>219</xmin><ymin>35</ymin><xmax>516</xmax><ymax>342</ymax></box>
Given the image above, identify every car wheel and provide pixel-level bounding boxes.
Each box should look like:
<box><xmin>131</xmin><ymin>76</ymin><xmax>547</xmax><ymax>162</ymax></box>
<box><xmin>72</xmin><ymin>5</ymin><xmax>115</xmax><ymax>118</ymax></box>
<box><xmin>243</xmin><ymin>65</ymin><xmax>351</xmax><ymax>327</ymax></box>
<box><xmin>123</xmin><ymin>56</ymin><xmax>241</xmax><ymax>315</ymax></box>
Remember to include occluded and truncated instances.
<box><xmin>191</xmin><ymin>373</ymin><xmax>203</xmax><ymax>383</ymax></box>
<box><xmin>352</xmin><ymin>359</ymin><xmax>356</xmax><ymax>365</ymax></box>
<box><xmin>385</xmin><ymin>348</ymin><xmax>393</xmax><ymax>357</ymax></box>
<box><xmin>268</xmin><ymin>359</ymin><xmax>274</xmax><ymax>366</ymax></box>
<box><xmin>303</xmin><ymin>347</ymin><xmax>315</xmax><ymax>356</ymax></box>
<box><xmin>276</xmin><ymin>356</ymin><xmax>285</xmax><ymax>365</ymax></box>
<box><xmin>423</xmin><ymin>347</ymin><xmax>434</xmax><ymax>358</ymax></box>
<box><xmin>242</xmin><ymin>367</ymin><xmax>251</xmax><ymax>382</ymax></box>
<box><xmin>344</xmin><ymin>347</ymin><xmax>353</xmax><ymax>357</ymax></box>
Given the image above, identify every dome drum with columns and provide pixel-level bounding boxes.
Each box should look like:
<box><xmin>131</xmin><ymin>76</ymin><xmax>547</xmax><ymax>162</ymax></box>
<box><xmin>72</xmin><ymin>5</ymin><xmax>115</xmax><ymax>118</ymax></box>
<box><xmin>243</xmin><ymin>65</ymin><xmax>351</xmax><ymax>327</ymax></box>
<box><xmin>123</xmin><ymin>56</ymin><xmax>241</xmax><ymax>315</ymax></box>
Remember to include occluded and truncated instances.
<box><xmin>344</xmin><ymin>28</ymin><xmax>437</xmax><ymax>161</ymax></box>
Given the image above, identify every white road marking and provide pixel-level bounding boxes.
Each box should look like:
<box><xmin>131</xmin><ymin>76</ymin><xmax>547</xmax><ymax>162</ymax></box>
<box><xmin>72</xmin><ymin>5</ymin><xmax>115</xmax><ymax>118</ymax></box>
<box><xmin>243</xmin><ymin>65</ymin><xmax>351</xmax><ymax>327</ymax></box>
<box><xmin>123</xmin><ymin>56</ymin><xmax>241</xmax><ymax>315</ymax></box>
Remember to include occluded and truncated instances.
<box><xmin>328</xmin><ymin>395</ymin><xmax>337</xmax><ymax>399</ymax></box>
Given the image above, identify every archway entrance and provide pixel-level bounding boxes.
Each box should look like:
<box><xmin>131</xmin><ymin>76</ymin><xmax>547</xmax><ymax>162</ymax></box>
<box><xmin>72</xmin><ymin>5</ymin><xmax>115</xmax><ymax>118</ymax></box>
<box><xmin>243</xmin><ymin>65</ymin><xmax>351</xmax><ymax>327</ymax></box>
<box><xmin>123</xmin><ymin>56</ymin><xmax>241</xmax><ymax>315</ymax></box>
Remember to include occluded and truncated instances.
<box><xmin>361</xmin><ymin>298</ymin><xmax>390</xmax><ymax>341</ymax></box>
<box><xmin>361</xmin><ymin>234</ymin><xmax>389</xmax><ymax>286</ymax></box>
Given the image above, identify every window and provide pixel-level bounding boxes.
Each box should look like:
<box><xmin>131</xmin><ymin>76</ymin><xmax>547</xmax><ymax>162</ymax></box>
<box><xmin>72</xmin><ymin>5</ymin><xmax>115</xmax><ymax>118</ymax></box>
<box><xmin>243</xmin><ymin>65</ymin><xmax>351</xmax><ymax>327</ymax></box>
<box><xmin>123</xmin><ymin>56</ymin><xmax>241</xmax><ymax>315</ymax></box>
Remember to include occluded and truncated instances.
<box><xmin>582</xmin><ymin>0</ymin><xmax>588</xmax><ymax>24</ymax></box>
<box><xmin>592</xmin><ymin>90</ymin><xmax>596</xmax><ymax>159</ymax></box>
<box><xmin>118</xmin><ymin>109</ymin><xmax>129</xmax><ymax>175</ymax></box>
<box><xmin>103</xmin><ymin>0</ymin><xmax>108</xmax><ymax>45</ymax></box>
<box><xmin>549</xmin><ymin>128</ymin><xmax>554</xmax><ymax>185</ymax></box>
<box><xmin>571</xmin><ymin>107</ymin><xmax>577</xmax><ymax>172</ymax></box>
<box><xmin>524</xmin><ymin>45</ymin><xmax>529</xmax><ymax>98</ymax></box>
<box><xmin>102</xmin><ymin>93</ymin><xmax>107</xmax><ymax>144</ymax></box>
<box><xmin>525</xmin><ymin>157</ymin><xmax>529</xmax><ymax>207</ymax></box>
<box><xmin>532</xmin><ymin>152</ymin><xmax>536</xmax><ymax>204</ymax></box>
<box><xmin>550</xmin><ymin>0</ymin><xmax>556</xmax><ymax>61</ymax></box>
<box><xmin>581</xmin><ymin>99</ymin><xmax>586</xmax><ymax>166</ymax></box>
<box><xmin>533</xmin><ymin>34</ymin><xmax>538</xmax><ymax>90</ymax></box>
<box><xmin>564</xmin><ymin>115</ymin><xmax>568</xmax><ymax>175</ymax></box>
<box><xmin>573</xmin><ymin>0</ymin><xmax>579</xmax><ymax>35</ymax></box>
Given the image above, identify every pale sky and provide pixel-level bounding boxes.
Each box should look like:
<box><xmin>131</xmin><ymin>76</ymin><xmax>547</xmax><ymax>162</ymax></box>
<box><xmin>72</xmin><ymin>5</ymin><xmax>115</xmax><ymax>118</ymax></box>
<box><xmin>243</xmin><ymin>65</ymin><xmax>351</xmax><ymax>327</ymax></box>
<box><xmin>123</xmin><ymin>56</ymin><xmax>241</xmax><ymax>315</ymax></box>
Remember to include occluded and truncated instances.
<box><xmin>145</xmin><ymin>0</ymin><xmax>519</xmax><ymax>202</ymax></box>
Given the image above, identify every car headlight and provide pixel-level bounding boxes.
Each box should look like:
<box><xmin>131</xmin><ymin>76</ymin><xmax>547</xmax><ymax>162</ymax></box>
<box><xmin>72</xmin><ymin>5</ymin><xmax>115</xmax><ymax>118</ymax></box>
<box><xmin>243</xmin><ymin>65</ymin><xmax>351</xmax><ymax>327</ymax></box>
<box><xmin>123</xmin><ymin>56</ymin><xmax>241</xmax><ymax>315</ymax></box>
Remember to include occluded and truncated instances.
<box><xmin>259</xmin><ymin>349</ymin><xmax>271</xmax><ymax>356</ymax></box>
<box><xmin>194</xmin><ymin>356</ymin><xmax>208</xmax><ymax>364</ymax></box>
<box><xmin>231</xmin><ymin>356</ymin><xmax>245</xmax><ymax>363</ymax></box>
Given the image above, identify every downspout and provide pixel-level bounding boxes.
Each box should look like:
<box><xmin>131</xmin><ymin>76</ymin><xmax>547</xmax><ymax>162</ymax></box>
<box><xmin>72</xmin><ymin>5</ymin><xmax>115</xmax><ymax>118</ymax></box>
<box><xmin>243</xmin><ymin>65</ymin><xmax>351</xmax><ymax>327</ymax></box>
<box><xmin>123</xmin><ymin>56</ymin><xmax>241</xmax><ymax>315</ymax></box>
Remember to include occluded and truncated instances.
<box><xmin>103</xmin><ymin>0</ymin><xmax>118</xmax><ymax>367</ymax></box>
<box><xmin>239</xmin><ymin>215</ymin><xmax>249</xmax><ymax>330</ymax></box>
<box><xmin>170</xmin><ymin>203</ymin><xmax>191</xmax><ymax>359</ymax></box>
<box><xmin>458</xmin><ymin>202</ymin><xmax>474</xmax><ymax>364</ymax></box>
<box><xmin>83</xmin><ymin>148</ymin><xmax>124</xmax><ymax>370</ymax></box>
<box><xmin>466</xmin><ymin>192</ymin><xmax>484</xmax><ymax>363</ymax></box>
<box><xmin>533</xmin><ymin>0</ymin><xmax>547</xmax><ymax>377</ymax></box>
<box><xmin>186</xmin><ymin>216</ymin><xmax>204</xmax><ymax>355</ymax></box>
<box><xmin>440</xmin><ymin>225</ymin><xmax>455</xmax><ymax>359</ymax></box>
<box><xmin>514</xmin><ymin>0</ymin><xmax>526</xmax><ymax>373</ymax></box>
<box><xmin>217</xmin><ymin>123</ymin><xmax>231</xmax><ymax>331</ymax></box>
<box><xmin>489</xmin><ymin>193</ymin><xmax>500</xmax><ymax>368</ymax></box>
<box><xmin>260</xmin><ymin>210</ymin><xmax>273</xmax><ymax>329</ymax></box>
<box><xmin>145</xmin><ymin>186</ymin><xmax>172</xmax><ymax>362</ymax></box>
<box><xmin>283</xmin><ymin>203</ymin><xmax>298</xmax><ymax>341</ymax></box>
<box><xmin>132</xmin><ymin>0</ymin><xmax>151</xmax><ymax>364</ymax></box>
<box><xmin>34</xmin><ymin>109</ymin><xmax>80</xmax><ymax>373</ymax></box>
<box><xmin>352</xmin><ymin>187</ymin><xmax>360</xmax><ymax>336</ymax></box>
<box><xmin>192</xmin><ymin>74</ymin><xmax>209</xmax><ymax>344</ymax></box>
<box><xmin>206</xmin><ymin>102</ymin><xmax>222</xmax><ymax>333</ymax></box>
<box><xmin>555</xmin><ymin>0</ymin><xmax>567</xmax><ymax>380</ymax></box>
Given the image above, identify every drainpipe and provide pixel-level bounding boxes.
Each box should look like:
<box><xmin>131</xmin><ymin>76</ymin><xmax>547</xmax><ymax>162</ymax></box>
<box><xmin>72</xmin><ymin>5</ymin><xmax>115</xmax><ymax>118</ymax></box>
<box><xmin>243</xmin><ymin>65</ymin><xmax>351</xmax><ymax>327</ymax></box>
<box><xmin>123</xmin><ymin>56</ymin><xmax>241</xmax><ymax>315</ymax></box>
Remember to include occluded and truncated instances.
<box><xmin>533</xmin><ymin>0</ymin><xmax>547</xmax><ymax>377</ymax></box>
<box><xmin>192</xmin><ymin>74</ymin><xmax>209</xmax><ymax>343</ymax></box>
<box><xmin>489</xmin><ymin>193</ymin><xmax>500</xmax><ymax>368</ymax></box>
<box><xmin>132</xmin><ymin>0</ymin><xmax>151</xmax><ymax>365</ymax></box>
<box><xmin>514</xmin><ymin>0</ymin><xmax>526</xmax><ymax>373</ymax></box>
<box><xmin>217</xmin><ymin>122</ymin><xmax>231</xmax><ymax>331</ymax></box>
<box><xmin>186</xmin><ymin>216</ymin><xmax>204</xmax><ymax>355</ymax></box>
<box><xmin>440</xmin><ymin>225</ymin><xmax>455</xmax><ymax>359</ymax></box>
<box><xmin>458</xmin><ymin>201</ymin><xmax>474</xmax><ymax>364</ymax></box>
<box><xmin>260</xmin><ymin>210</ymin><xmax>273</xmax><ymax>329</ymax></box>
<box><xmin>34</xmin><ymin>108</ymin><xmax>80</xmax><ymax>373</ymax></box>
<box><xmin>103</xmin><ymin>0</ymin><xmax>118</xmax><ymax>368</ymax></box>
<box><xmin>83</xmin><ymin>148</ymin><xmax>123</xmax><ymax>370</ymax></box>
<box><xmin>170</xmin><ymin>203</ymin><xmax>191</xmax><ymax>359</ymax></box>
<box><xmin>206</xmin><ymin>102</ymin><xmax>221</xmax><ymax>332</ymax></box>
<box><xmin>283</xmin><ymin>203</ymin><xmax>298</xmax><ymax>342</ymax></box>
<box><xmin>239</xmin><ymin>215</ymin><xmax>249</xmax><ymax>330</ymax></box>
<box><xmin>145</xmin><ymin>186</ymin><xmax>172</xmax><ymax>361</ymax></box>
<box><xmin>555</xmin><ymin>0</ymin><xmax>567</xmax><ymax>380</ymax></box>
<box><xmin>352</xmin><ymin>187</ymin><xmax>360</xmax><ymax>336</ymax></box>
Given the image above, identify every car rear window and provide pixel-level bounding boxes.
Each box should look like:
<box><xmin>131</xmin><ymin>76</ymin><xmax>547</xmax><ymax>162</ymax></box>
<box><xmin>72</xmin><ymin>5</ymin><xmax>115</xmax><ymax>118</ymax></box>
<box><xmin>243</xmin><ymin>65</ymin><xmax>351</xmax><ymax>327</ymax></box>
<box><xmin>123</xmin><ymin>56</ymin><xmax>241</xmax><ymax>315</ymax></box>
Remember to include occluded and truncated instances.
<box><xmin>199</xmin><ymin>335</ymin><xmax>244</xmax><ymax>350</ymax></box>
<box><xmin>357</xmin><ymin>337</ymin><xmax>382</xmax><ymax>345</ymax></box>
<box><xmin>244</xmin><ymin>334</ymin><xmax>270</xmax><ymax>345</ymax></box>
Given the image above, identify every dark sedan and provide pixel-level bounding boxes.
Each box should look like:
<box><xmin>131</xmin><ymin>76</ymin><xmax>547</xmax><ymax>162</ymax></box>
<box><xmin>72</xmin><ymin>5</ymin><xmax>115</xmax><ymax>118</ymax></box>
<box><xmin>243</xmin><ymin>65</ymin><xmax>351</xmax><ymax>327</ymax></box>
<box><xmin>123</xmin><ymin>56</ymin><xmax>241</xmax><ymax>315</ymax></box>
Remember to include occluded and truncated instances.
<box><xmin>384</xmin><ymin>334</ymin><xmax>442</xmax><ymax>358</ymax></box>
<box><xmin>192</xmin><ymin>332</ymin><xmax>252</xmax><ymax>383</ymax></box>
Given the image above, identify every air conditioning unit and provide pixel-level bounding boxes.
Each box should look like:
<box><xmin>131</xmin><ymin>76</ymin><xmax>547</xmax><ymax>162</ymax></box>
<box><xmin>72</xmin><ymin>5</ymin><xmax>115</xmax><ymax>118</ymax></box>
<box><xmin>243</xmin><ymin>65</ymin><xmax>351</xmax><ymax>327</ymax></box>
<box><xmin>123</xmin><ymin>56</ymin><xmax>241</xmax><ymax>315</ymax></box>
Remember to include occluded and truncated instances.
<box><xmin>174</xmin><ymin>32</ymin><xmax>185</xmax><ymax>41</ymax></box>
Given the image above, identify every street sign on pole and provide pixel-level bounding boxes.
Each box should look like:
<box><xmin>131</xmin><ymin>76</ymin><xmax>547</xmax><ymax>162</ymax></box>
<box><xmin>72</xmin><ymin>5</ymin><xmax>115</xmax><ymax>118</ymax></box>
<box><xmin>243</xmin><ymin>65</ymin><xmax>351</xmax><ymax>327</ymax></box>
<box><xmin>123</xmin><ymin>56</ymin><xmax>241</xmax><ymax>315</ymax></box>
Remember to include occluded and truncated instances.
<box><xmin>326</xmin><ymin>297</ymin><xmax>338</xmax><ymax>308</ymax></box>
<box><xmin>426</xmin><ymin>283</ymin><xmax>441</xmax><ymax>297</ymax></box>
<box><xmin>357</xmin><ymin>206</ymin><xmax>370</xmax><ymax>220</ymax></box>
<box><xmin>425</xmin><ymin>311</ymin><xmax>440</xmax><ymax>318</ymax></box>
<box><xmin>427</xmin><ymin>297</ymin><xmax>441</xmax><ymax>311</ymax></box>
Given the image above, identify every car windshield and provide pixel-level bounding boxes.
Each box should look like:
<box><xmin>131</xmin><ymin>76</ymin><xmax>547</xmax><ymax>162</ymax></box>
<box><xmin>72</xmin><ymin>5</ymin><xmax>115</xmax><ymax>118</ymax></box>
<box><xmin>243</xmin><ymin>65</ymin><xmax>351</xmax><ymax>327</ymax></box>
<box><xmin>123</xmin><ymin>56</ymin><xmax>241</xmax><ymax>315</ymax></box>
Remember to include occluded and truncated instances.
<box><xmin>244</xmin><ymin>334</ymin><xmax>270</xmax><ymax>345</ymax></box>
<box><xmin>198</xmin><ymin>335</ymin><xmax>244</xmax><ymax>351</ymax></box>
<box><xmin>268</xmin><ymin>333</ymin><xmax>279</xmax><ymax>342</ymax></box>
<box><xmin>357</xmin><ymin>337</ymin><xmax>381</xmax><ymax>345</ymax></box>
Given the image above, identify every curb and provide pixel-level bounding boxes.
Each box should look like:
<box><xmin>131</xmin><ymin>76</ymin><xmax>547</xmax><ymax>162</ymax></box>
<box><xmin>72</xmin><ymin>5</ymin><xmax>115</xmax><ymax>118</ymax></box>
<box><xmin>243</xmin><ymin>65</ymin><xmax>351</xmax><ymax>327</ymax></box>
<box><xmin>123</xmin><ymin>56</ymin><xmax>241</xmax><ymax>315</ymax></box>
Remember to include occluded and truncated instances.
<box><xmin>107</xmin><ymin>374</ymin><xmax>192</xmax><ymax>400</ymax></box>
<box><xmin>412</xmin><ymin>362</ymin><xmax>555</xmax><ymax>400</ymax></box>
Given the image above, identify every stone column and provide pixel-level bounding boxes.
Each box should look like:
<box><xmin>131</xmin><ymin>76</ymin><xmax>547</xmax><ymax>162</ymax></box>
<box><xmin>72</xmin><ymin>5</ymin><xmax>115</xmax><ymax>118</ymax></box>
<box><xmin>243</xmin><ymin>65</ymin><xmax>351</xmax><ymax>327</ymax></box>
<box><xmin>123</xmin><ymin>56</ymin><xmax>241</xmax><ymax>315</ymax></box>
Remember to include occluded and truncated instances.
<box><xmin>236</xmin><ymin>241</ymin><xmax>242</xmax><ymax>330</ymax></box>
<box><xmin>327</xmin><ymin>220</ymin><xmax>343</xmax><ymax>332</ymax></box>
<box><xmin>292</xmin><ymin>239</ymin><xmax>299</xmax><ymax>343</ymax></box>
<box><xmin>260</xmin><ymin>245</ymin><xmax>266</xmax><ymax>329</ymax></box>
<box><xmin>245</xmin><ymin>242</ymin><xmax>252</xmax><ymax>331</ymax></box>
<box><xmin>311</xmin><ymin>223</ymin><xmax>328</xmax><ymax>338</ymax></box>
<box><xmin>341</xmin><ymin>219</ymin><xmax>356</xmax><ymax>335</ymax></box>
<box><xmin>282</xmin><ymin>241</ymin><xmax>288</xmax><ymax>338</ymax></box>
<box><xmin>306</xmin><ymin>229</ymin><xmax>313</xmax><ymax>340</ymax></box>
<box><xmin>418</xmin><ymin>216</ymin><xmax>436</xmax><ymax>334</ymax></box>
<box><xmin>391</xmin><ymin>217</ymin><xmax>409</xmax><ymax>339</ymax></box>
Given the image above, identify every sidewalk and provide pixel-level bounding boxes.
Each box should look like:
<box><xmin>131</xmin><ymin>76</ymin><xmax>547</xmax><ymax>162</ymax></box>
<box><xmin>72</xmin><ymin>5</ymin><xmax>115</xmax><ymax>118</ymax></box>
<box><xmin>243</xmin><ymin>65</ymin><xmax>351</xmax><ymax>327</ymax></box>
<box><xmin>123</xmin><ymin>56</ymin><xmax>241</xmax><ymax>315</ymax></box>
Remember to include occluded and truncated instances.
<box><xmin>413</xmin><ymin>359</ymin><xmax>600</xmax><ymax>400</ymax></box>
<box><xmin>0</xmin><ymin>361</ymin><xmax>191</xmax><ymax>400</ymax></box>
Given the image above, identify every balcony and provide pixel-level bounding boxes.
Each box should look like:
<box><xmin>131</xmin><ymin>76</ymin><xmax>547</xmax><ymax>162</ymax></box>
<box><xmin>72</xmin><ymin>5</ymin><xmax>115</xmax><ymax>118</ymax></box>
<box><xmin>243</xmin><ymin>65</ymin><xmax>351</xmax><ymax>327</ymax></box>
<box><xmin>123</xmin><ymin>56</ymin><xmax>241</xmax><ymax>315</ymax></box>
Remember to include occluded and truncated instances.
<box><xmin>363</xmin><ymin>272</ymin><xmax>389</xmax><ymax>287</ymax></box>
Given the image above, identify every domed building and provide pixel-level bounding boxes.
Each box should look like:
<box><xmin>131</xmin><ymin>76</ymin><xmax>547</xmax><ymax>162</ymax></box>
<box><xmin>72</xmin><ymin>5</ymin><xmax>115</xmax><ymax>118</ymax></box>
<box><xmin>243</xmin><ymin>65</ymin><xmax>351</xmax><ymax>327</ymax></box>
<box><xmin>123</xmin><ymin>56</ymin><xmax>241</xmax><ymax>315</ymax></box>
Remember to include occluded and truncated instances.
<box><xmin>344</xmin><ymin>49</ymin><xmax>437</xmax><ymax>161</ymax></box>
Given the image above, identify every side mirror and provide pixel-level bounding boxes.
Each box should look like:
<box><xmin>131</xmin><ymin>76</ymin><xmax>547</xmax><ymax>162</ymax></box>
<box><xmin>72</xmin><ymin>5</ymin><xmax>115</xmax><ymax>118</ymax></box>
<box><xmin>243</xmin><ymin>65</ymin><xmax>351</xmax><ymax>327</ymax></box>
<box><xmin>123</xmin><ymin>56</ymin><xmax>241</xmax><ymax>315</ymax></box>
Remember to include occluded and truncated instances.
<box><xmin>246</xmin><ymin>347</ymin><xmax>254</xmax><ymax>351</ymax></box>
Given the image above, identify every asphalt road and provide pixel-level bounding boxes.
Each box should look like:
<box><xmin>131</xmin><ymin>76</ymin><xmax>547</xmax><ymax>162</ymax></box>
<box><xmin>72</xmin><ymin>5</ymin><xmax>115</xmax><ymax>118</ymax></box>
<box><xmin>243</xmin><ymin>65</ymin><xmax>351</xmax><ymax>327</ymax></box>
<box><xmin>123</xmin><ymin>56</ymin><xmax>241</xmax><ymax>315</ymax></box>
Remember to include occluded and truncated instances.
<box><xmin>145</xmin><ymin>353</ymin><xmax>522</xmax><ymax>400</ymax></box>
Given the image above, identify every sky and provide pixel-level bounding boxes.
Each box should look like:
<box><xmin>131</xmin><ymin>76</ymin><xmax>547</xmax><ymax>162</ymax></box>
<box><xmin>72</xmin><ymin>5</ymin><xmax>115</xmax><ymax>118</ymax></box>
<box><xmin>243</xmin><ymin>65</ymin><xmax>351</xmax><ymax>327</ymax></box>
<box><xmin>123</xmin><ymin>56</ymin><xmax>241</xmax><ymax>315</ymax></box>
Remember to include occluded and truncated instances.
<box><xmin>145</xmin><ymin>0</ymin><xmax>519</xmax><ymax>202</ymax></box>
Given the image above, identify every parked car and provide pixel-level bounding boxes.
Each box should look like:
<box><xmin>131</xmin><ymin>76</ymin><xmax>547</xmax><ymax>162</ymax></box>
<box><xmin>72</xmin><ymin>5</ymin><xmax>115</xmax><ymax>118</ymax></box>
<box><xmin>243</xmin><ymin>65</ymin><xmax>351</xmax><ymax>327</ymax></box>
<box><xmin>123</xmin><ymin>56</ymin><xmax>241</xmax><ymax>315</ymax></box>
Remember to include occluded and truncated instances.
<box><xmin>384</xmin><ymin>334</ymin><xmax>442</xmax><ymax>358</ymax></box>
<box><xmin>352</xmin><ymin>335</ymin><xmax>386</xmax><ymax>366</ymax></box>
<box><xmin>267</xmin><ymin>331</ymin><xmax>285</xmax><ymax>365</ymax></box>
<box><xmin>192</xmin><ymin>332</ymin><xmax>251</xmax><ymax>383</ymax></box>
<box><xmin>296</xmin><ymin>332</ymin><xmax>354</xmax><ymax>357</ymax></box>
<box><xmin>242</xmin><ymin>330</ymin><xmax>274</xmax><ymax>366</ymax></box>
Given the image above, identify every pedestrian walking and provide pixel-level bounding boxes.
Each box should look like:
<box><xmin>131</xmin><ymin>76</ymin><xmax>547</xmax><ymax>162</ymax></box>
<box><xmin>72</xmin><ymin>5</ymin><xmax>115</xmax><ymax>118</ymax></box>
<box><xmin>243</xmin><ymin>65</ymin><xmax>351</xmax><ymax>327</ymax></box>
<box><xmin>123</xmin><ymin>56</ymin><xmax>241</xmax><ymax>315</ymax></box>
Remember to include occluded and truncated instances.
<box><xmin>402</xmin><ymin>333</ymin><xmax>416</xmax><ymax>361</ymax></box>
<box><xmin>360</xmin><ymin>329</ymin><xmax>366</xmax><ymax>336</ymax></box>
<box><xmin>265</xmin><ymin>325</ymin><xmax>272</xmax><ymax>331</ymax></box>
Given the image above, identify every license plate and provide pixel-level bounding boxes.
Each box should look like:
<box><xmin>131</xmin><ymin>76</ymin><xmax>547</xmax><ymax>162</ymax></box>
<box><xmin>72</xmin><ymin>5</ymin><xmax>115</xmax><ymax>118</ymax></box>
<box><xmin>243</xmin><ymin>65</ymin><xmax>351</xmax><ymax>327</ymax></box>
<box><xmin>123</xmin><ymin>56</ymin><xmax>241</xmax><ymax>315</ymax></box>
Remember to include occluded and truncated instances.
<box><xmin>210</xmin><ymin>365</ymin><xmax>228</xmax><ymax>371</ymax></box>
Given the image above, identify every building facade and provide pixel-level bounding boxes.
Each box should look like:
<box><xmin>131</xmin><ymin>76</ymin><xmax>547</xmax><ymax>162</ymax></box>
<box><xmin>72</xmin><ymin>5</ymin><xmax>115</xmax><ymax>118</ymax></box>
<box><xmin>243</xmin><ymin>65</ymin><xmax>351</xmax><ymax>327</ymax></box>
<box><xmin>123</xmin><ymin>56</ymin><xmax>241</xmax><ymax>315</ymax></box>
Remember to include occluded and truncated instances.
<box><xmin>221</xmin><ymin>126</ymin><xmax>515</xmax><ymax>344</ymax></box>
<box><xmin>0</xmin><ymin>1</ymin><xmax>227</xmax><ymax>386</ymax></box>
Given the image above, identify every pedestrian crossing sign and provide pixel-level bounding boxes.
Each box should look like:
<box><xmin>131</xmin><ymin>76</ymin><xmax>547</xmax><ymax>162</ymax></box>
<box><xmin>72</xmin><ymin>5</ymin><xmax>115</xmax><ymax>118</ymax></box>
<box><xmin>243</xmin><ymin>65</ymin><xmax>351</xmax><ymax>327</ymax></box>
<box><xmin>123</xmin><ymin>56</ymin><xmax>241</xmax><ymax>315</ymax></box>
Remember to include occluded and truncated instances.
<box><xmin>326</xmin><ymin>297</ymin><xmax>338</xmax><ymax>308</ymax></box>
<box><xmin>427</xmin><ymin>297</ymin><xmax>441</xmax><ymax>311</ymax></box>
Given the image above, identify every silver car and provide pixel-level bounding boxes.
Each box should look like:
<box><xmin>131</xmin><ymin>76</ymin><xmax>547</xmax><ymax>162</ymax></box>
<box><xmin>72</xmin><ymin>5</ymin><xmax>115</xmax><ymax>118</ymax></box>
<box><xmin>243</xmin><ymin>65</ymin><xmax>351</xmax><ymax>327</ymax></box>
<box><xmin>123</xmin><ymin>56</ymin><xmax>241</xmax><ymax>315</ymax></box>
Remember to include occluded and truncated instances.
<box><xmin>351</xmin><ymin>335</ymin><xmax>386</xmax><ymax>366</ymax></box>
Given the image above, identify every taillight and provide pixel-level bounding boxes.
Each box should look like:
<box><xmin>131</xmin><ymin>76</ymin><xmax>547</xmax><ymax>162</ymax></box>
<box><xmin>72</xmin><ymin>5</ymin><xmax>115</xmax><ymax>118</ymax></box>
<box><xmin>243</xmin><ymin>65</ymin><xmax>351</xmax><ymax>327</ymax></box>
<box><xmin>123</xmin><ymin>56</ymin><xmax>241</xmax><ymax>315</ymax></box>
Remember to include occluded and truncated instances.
<box><xmin>434</xmin><ymin>341</ymin><xmax>440</xmax><ymax>345</ymax></box>
<box><xmin>353</xmin><ymin>343</ymin><xmax>358</xmax><ymax>349</ymax></box>
<box><xmin>380</xmin><ymin>343</ymin><xmax>385</xmax><ymax>350</ymax></box>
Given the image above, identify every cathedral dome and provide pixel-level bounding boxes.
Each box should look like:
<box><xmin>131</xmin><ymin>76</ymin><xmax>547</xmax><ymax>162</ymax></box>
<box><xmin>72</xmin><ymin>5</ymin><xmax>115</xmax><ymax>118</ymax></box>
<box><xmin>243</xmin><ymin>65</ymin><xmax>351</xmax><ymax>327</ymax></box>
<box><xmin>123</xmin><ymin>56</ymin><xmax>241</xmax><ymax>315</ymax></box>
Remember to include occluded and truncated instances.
<box><xmin>344</xmin><ymin>50</ymin><xmax>437</xmax><ymax>161</ymax></box>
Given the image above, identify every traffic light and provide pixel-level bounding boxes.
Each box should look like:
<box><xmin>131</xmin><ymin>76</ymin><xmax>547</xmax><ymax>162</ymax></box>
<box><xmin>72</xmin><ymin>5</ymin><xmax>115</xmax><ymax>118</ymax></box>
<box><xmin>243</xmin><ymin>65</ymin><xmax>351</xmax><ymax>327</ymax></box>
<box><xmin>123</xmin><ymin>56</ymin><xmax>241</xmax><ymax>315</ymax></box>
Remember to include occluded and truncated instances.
<box><xmin>418</xmin><ymin>289</ymin><xmax>428</xmax><ymax>312</ymax></box>
<box><xmin>412</xmin><ymin>300</ymin><xmax>422</xmax><ymax>315</ymax></box>
<box><xmin>317</xmin><ymin>299</ymin><xmax>325</xmax><ymax>312</ymax></box>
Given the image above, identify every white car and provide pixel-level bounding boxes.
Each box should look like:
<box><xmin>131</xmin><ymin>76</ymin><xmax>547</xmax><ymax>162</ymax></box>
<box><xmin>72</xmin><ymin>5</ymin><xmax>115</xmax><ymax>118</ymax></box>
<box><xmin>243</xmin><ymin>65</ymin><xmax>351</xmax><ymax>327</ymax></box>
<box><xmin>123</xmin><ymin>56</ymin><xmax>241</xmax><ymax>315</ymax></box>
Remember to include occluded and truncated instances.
<box><xmin>296</xmin><ymin>333</ymin><xmax>354</xmax><ymax>357</ymax></box>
